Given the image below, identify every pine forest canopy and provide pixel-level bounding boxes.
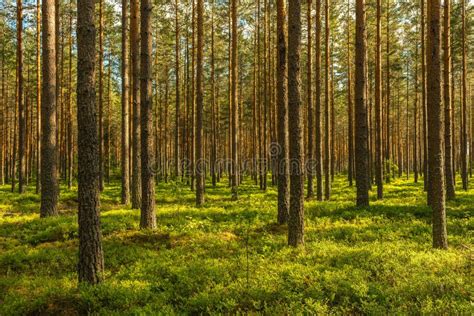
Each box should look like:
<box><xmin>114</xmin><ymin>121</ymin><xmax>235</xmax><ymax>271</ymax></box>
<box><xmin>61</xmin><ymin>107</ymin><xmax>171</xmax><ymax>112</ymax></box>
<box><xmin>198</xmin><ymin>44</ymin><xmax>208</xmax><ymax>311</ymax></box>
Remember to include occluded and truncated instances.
<box><xmin>0</xmin><ymin>0</ymin><xmax>472</xmax><ymax>313</ymax></box>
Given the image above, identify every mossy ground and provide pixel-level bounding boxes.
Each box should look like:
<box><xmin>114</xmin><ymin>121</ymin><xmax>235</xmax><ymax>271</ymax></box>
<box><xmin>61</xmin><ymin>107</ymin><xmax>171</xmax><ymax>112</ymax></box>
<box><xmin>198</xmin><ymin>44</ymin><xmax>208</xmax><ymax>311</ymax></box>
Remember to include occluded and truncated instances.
<box><xmin>0</xmin><ymin>175</ymin><xmax>472</xmax><ymax>314</ymax></box>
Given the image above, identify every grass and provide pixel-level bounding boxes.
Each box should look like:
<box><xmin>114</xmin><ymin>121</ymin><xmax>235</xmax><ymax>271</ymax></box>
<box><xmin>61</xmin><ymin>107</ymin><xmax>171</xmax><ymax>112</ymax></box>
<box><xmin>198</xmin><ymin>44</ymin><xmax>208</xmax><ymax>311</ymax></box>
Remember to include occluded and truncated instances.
<box><xmin>0</xmin><ymin>175</ymin><xmax>472</xmax><ymax>314</ymax></box>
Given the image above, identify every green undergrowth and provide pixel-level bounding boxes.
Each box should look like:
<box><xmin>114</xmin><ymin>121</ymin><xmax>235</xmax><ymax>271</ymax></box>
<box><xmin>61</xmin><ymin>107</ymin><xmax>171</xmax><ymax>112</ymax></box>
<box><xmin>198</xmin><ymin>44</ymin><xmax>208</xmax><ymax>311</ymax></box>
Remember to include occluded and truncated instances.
<box><xmin>0</xmin><ymin>175</ymin><xmax>472</xmax><ymax>314</ymax></box>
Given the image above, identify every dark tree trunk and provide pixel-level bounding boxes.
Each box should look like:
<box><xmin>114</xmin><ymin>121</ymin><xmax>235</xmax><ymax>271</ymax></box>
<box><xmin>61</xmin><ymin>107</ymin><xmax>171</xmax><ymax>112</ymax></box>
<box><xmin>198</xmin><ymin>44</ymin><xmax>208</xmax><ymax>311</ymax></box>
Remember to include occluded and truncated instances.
<box><xmin>315</xmin><ymin>0</ymin><xmax>323</xmax><ymax>200</ymax></box>
<box><xmin>355</xmin><ymin>0</ymin><xmax>369</xmax><ymax>207</ymax></box>
<box><xmin>195</xmin><ymin>0</ymin><xmax>204</xmax><ymax>206</ymax></box>
<box><xmin>40</xmin><ymin>0</ymin><xmax>58</xmax><ymax>217</ymax></box>
<box><xmin>443</xmin><ymin>0</ymin><xmax>455</xmax><ymax>199</ymax></box>
<box><xmin>131</xmin><ymin>0</ymin><xmax>141</xmax><ymax>209</ymax></box>
<box><xmin>375</xmin><ymin>0</ymin><xmax>383</xmax><ymax>199</ymax></box>
<box><xmin>288</xmin><ymin>0</ymin><xmax>305</xmax><ymax>247</ymax></box>
<box><xmin>140</xmin><ymin>0</ymin><xmax>156</xmax><ymax>229</ymax></box>
<box><xmin>277</xmin><ymin>0</ymin><xmax>289</xmax><ymax>224</ymax></box>
<box><xmin>77</xmin><ymin>0</ymin><xmax>104</xmax><ymax>283</ymax></box>
<box><xmin>426</xmin><ymin>0</ymin><xmax>448</xmax><ymax>249</ymax></box>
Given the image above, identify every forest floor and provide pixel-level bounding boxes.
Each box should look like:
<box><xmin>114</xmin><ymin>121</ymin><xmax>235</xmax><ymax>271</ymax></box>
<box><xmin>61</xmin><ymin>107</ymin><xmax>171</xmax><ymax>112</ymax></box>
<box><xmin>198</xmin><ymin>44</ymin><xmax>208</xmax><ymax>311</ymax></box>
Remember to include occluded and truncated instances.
<box><xmin>0</xmin><ymin>175</ymin><xmax>472</xmax><ymax>314</ymax></box>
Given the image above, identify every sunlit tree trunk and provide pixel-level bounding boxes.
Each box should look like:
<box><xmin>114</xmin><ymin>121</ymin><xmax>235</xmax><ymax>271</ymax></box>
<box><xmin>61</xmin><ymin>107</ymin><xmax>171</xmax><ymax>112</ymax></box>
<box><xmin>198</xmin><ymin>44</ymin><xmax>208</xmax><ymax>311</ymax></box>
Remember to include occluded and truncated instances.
<box><xmin>277</xmin><ymin>0</ymin><xmax>289</xmax><ymax>224</ymax></box>
<box><xmin>426</xmin><ymin>0</ymin><xmax>447</xmax><ymax>249</ymax></box>
<box><xmin>355</xmin><ymin>0</ymin><xmax>369</xmax><ymax>207</ymax></box>
<box><xmin>77</xmin><ymin>0</ymin><xmax>104</xmax><ymax>283</ymax></box>
<box><xmin>443</xmin><ymin>0</ymin><xmax>455</xmax><ymax>199</ymax></box>
<box><xmin>121</xmin><ymin>0</ymin><xmax>130</xmax><ymax>204</ymax></box>
<box><xmin>139</xmin><ymin>0</ymin><xmax>156</xmax><ymax>229</ymax></box>
<box><xmin>288</xmin><ymin>0</ymin><xmax>305</xmax><ymax>247</ymax></box>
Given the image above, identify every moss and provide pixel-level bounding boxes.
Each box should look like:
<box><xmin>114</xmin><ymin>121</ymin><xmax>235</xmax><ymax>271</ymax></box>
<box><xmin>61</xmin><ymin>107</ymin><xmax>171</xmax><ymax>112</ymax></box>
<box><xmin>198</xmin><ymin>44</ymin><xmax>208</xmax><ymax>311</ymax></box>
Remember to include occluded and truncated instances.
<box><xmin>0</xmin><ymin>176</ymin><xmax>472</xmax><ymax>314</ymax></box>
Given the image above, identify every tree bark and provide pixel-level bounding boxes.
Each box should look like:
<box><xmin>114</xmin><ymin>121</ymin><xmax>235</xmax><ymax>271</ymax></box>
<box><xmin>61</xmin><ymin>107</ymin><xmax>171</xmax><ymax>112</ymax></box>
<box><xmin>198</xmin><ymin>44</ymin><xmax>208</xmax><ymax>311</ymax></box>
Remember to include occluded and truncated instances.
<box><xmin>375</xmin><ymin>0</ymin><xmax>383</xmax><ymax>199</ymax></box>
<box><xmin>140</xmin><ymin>0</ymin><xmax>156</xmax><ymax>229</ymax></box>
<box><xmin>315</xmin><ymin>0</ymin><xmax>323</xmax><ymax>200</ymax></box>
<box><xmin>230</xmin><ymin>0</ymin><xmax>239</xmax><ymax>200</ymax></box>
<box><xmin>443</xmin><ymin>0</ymin><xmax>455</xmax><ymax>199</ymax></box>
<box><xmin>40</xmin><ymin>0</ymin><xmax>58</xmax><ymax>217</ymax></box>
<box><xmin>121</xmin><ymin>0</ymin><xmax>130</xmax><ymax>204</ymax></box>
<box><xmin>277</xmin><ymin>0</ymin><xmax>289</xmax><ymax>224</ymax></box>
<box><xmin>355</xmin><ymin>0</ymin><xmax>369</xmax><ymax>207</ymax></box>
<box><xmin>131</xmin><ymin>0</ymin><xmax>141</xmax><ymax>208</ymax></box>
<box><xmin>77</xmin><ymin>0</ymin><xmax>104</xmax><ymax>283</ymax></box>
<box><xmin>195</xmin><ymin>0</ymin><xmax>204</xmax><ymax>206</ymax></box>
<box><xmin>426</xmin><ymin>0</ymin><xmax>448</xmax><ymax>249</ymax></box>
<box><xmin>288</xmin><ymin>0</ymin><xmax>305</xmax><ymax>247</ymax></box>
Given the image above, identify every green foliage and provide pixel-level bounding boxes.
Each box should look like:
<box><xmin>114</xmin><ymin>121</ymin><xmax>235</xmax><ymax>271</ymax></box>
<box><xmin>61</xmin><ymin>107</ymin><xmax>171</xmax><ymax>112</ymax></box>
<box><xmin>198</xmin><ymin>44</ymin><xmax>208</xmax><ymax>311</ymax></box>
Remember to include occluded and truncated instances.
<box><xmin>0</xmin><ymin>177</ymin><xmax>472</xmax><ymax>315</ymax></box>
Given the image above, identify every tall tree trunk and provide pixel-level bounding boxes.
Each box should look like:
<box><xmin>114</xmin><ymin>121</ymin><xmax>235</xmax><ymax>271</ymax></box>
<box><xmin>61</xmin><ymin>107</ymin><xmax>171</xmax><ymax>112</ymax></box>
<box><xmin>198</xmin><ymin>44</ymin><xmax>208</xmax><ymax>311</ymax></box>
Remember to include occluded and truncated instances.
<box><xmin>355</xmin><ymin>0</ymin><xmax>369</xmax><ymax>207</ymax></box>
<box><xmin>461</xmin><ymin>0</ymin><xmax>468</xmax><ymax>191</ymax></box>
<box><xmin>195</xmin><ymin>0</ymin><xmax>204</xmax><ymax>206</ymax></box>
<box><xmin>421</xmin><ymin>0</ymin><xmax>428</xmax><ymax>190</ymax></box>
<box><xmin>346</xmin><ymin>0</ymin><xmax>353</xmax><ymax>187</ymax></box>
<box><xmin>443</xmin><ymin>0</ymin><xmax>455</xmax><ymax>199</ymax></box>
<box><xmin>426</xmin><ymin>0</ymin><xmax>447</xmax><ymax>249</ymax></box>
<box><xmin>40</xmin><ymin>0</ymin><xmax>58</xmax><ymax>217</ymax></box>
<box><xmin>17</xmin><ymin>0</ymin><xmax>25</xmax><ymax>194</ymax></box>
<box><xmin>324</xmin><ymin>0</ymin><xmax>331</xmax><ymax>200</ymax></box>
<box><xmin>315</xmin><ymin>0</ymin><xmax>323</xmax><ymax>200</ymax></box>
<box><xmin>230</xmin><ymin>0</ymin><xmax>238</xmax><ymax>200</ymax></box>
<box><xmin>375</xmin><ymin>0</ymin><xmax>383</xmax><ymax>199</ymax></box>
<box><xmin>35</xmin><ymin>0</ymin><xmax>41</xmax><ymax>193</ymax></box>
<box><xmin>277</xmin><ymin>0</ymin><xmax>289</xmax><ymax>224</ymax></box>
<box><xmin>175</xmin><ymin>0</ymin><xmax>180</xmax><ymax>179</ymax></box>
<box><xmin>306</xmin><ymin>0</ymin><xmax>314</xmax><ymax>199</ymax></box>
<box><xmin>288</xmin><ymin>0</ymin><xmax>305</xmax><ymax>247</ymax></box>
<box><xmin>77</xmin><ymin>0</ymin><xmax>104</xmax><ymax>283</ymax></box>
<box><xmin>121</xmin><ymin>0</ymin><xmax>130</xmax><ymax>204</ymax></box>
<box><xmin>139</xmin><ymin>0</ymin><xmax>156</xmax><ymax>229</ymax></box>
<box><xmin>98</xmin><ymin>0</ymin><xmax>104</xmax><ymax>191</ymax></box>
<box><xmin>131</xmin><ymin>0</ymin><xmax>141</xmax><ymax>208</ymax></box>
<box><xmin>385</xmin><ymin>0</ymin><xmax>391</xmax><ymax>183</ymax></box>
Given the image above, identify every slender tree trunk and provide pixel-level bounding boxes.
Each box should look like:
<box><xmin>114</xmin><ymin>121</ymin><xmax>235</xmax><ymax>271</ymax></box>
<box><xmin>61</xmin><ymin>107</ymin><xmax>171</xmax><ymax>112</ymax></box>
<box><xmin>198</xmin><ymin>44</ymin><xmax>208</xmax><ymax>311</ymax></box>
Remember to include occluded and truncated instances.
<box><xmin>421</xmin><ymin>0</ymin><xmax>428</xmax><ymax>190</ymax></box>
<box><xmin>35</xmin><ymin>0</ymin><xmax>41</xmax><ymax>193</ymax></box>
<box><xmin>324</xmin><ymin>0</ymin><xmax>331</xmax><ymax>200</ymax></box>
<box><xmin>385</xmin><ymin>0</ymin><xmax>391</xmax><ymax>183</ymax></box>
<box><xmin>277</xmin><ymin>0</ymin><xmax>289</xmax><ymax>224</ymax></box>
<box><xmin>131</xmin><ymin>0</ymin><xmax>141</xmax><ymax>208</ymax></box>
<box><xmin>426</xmin><ymin>0</ymin><xmax>447</xmax><ymax>249</ymax></box>
<box><xmin>288</xmin><ymin>0</ymin><xmax>305</xmax><ymax>247</ymax></box>
<box><xmin>375</xmin><ymin>0</ymin><xmax>383</xmax><ymax>199</ymax></box>
<box><xmin>139</xmin><ymin>0</ymin><xmax>156</xmax><ymax>229</ymax></box>
<box><xmin>315</xmin><ymin>0</ymin><xmax>323</xmax><ymax>200</ymax></box>
<box><xmin>17</xmin><ymin>0</ymin><xmax>25</xmax><ymax>194</ymax></box>
<box><xmin>306</xmin><ymin>0</ymin><xmax>314</xmax><ymax>199</ymax></box>
<box><xmin>195</xmin><ymin>0</ymin><xmax>204</xmax><ymax>206</ymax></box>
<box><xmin>98</xmin><ymin>0</ymin><xmax>104</xmax><ymax>191</ymax></box>
<box><xmin>461</xmin><ymin>0</ymin><xmax>468</xmax><ymax>191</ymax></box>
<box><xmin>77</xmin><ymin>0</ymin><xmax>104</xmax><ymax>283</ymax></box>
<box><xmin>443</xmin><ymin>0</ymin><xmax>455</xmax><ymax>199</ymax></box>
<box><xmin>40</xmin><ymin>0</ymin><xmax>58</xmax><ymax>217</ymax></box>
<box><xmin>175</xmin><ymin>0</ymin><xmax>180</xmax><ymax>179</ymax></box>
<box><xmin>355</xmin><ymin>0</ymin><xmax>369</xmax><ymax>207</ymax></box>
<box><xmin>231</xmin><ymin>0</ymin><xmax>238</xmax><ymax>200</ymax></box>
<box><xmin>121</xmin><ymin>0</ymin><xmax>130</xmax><ymax>204</ymax></box>
<box><xmin>346</xmin><ymin>0</ymin><xmax>353</xmax><ymax>187</ymax></box>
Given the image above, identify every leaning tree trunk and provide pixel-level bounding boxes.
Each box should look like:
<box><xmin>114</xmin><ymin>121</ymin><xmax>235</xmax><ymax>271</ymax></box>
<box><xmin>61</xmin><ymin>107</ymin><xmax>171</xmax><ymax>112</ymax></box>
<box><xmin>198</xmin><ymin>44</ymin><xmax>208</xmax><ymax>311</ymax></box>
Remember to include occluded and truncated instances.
<box><xmin>288</xmin><ymin>0</ymin><xmax>305</xmax><ymax>247</ymax></box>
<box><xmin>355</xmin><ymin>0</ymin><xmax>370</xmax><ymax>207</ymax></box>
<box><xmin>40</xmin><ymin>0</ymin><xmax>58</xmax><ymax>218</ymax></box>
<box><xmin>77</xmin><ymin>0</ymin><xmax>104</xmax><ymax>283</ymax></box>
<box><xmin>426</xmin><ymin>0</ymin><xmax>448</xmax><ymax>249</ymax></box>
